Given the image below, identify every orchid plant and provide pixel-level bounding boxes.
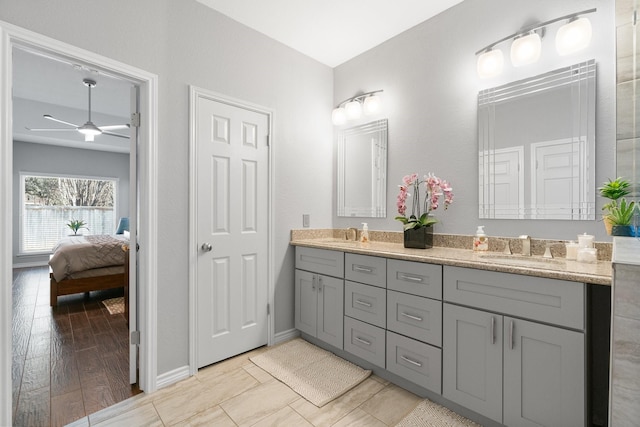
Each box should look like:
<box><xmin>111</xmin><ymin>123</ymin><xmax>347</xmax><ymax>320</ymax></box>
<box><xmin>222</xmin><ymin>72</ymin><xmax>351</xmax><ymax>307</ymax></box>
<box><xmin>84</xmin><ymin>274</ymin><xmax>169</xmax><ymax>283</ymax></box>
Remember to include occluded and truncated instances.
<box><xmin>395</xmin><ymin>173</ymin><xmax>454</xmax><ymax>230</ymax></box>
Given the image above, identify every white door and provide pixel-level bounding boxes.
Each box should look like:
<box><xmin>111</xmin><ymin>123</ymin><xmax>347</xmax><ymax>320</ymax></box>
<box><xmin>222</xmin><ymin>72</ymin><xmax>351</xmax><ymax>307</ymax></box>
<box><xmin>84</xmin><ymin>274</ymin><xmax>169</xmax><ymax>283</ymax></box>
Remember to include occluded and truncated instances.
<box><xmin>195</xmin><ymin>95</ymin><xmax>270</xmax><ymax>368</ymax></box>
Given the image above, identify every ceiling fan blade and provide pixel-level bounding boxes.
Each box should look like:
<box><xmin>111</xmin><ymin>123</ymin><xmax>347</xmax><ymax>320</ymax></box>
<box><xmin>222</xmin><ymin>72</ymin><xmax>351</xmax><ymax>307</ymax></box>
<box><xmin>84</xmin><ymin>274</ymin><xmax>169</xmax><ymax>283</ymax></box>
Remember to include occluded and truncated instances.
<box><xmin>99</xmin><ymin>124</ymin><xmax>130</xmax><ymax>131</ymax></box>
<box><xmin>43</xmin><ymin>114</ymin><xmax>79</xmax><ymax>128</ymax></box>
<box><xmin>101</xmin><ymin>130</ymin><xmax>130</xmax><ymax>139</ymax></box>
<box><xmin>25</xmin><ymin>127</ymin><xmax>77</xmax><ymax>132</ymax></box>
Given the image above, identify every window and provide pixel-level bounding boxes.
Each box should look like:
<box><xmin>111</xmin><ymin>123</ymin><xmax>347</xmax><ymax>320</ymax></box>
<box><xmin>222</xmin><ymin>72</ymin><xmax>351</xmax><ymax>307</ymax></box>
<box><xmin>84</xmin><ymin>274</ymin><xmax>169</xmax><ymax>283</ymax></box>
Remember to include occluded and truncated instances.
<box><xmin>21</xmin><ymin>173</ymin><xmax>117</xmax><ymax>253</ymax></box>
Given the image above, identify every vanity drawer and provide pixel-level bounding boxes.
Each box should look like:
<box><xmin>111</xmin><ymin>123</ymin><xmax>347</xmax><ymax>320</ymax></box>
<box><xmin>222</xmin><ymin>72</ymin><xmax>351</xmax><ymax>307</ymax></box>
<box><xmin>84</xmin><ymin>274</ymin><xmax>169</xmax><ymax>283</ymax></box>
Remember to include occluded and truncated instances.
<box><xmin>387</xmin><ymin>290</ymin><xmax>442</xmax><ymax>347</ymax></box>
<box><xmin>387</xmin><ymin>259</ymin><xmax>442</xmax><ymax>300</ymax></box>
<box><xmin>386</xmin><ymin>331</ymin><xmax>441</xmax><ymax>394</ymax></box>
<box><xmin>345</xmin><ymin>281</ymin><xmax>386</xmax><ymax>328</ymax></box>
<box><xmin>443</xmin><ymin>266</ymin><xmax>584</xmax><ymax>330</ymax></box>
<box><xmin>344</xmin><ymin>316</ymin><xmax>386</xmax><ymax>369</ymax></box>
<box><xmin>345</xmin><ymin>253</ymin><xmax>387</xmax><ymax>288</ymax></box>
<box><xmin>295</xmin><ymin>246</ymin><xmax>344</xmax><ymax>278</ymax></box>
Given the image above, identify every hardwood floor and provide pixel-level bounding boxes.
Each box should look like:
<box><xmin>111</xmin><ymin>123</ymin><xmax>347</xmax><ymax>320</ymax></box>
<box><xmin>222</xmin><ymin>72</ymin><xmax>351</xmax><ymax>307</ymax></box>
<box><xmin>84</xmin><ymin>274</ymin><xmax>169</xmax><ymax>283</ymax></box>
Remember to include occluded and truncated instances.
<box><xmin>12</xmin><ymin>266</ymin><xmax>140</xmax><ymax>427</ymax></box>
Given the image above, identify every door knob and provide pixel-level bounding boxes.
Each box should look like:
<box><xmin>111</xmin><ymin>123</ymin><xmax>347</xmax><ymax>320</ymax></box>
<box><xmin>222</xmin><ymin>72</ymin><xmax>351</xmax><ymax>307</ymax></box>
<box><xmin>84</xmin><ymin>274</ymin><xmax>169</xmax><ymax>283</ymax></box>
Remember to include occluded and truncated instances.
<box><xmin>201</xmin><ymin>243</ymin><xmax>213</xmax><ymax>252</ymax></box>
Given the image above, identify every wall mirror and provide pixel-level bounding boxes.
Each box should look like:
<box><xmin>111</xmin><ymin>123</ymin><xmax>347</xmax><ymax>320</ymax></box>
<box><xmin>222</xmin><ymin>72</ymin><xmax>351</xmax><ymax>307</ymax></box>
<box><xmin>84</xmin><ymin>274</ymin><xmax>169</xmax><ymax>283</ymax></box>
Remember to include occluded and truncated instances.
<box><xmin>337</xmin><ymin>119</ymin><xmax>387</xmax><ymax>217</ymax></box>
<box><xmin>478</xmin><ymin>60</ymin><xmax>596</xmax><ymax>220</ymax></box>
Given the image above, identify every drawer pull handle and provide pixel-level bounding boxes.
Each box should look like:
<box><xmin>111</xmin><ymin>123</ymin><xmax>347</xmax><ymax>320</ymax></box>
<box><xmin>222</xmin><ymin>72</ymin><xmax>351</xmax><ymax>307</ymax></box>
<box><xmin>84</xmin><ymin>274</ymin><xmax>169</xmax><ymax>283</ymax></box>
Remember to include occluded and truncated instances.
<box><xmin>399</xmin><ymin>274</ymin><xmax>423</xmax><ymax>282</ymax></box>
<box><xmin>490</xmin><ymin>316</ymin><xmax>496</xmax><ymax>344</ymax></box>
<box><xmin>400</xmin><ymin>355</ymin><xmax>422</xmax><ymax>367</ymax></box>
<box><xmin>509</xmin><ymin>320</ymin><xmax>514</xmax><ymax>350</ymax></box>
<box><xmin>401</xmin><ymin>312</ymin><xmax>423</xmax><ymax>322</ymax></box>
<box><xmin>355</xmin><ymin>299</ymin><xmax>372</xmax><ymax>308</ymax></box>
<box><xmin>354</xmin><ymin>265</ymin><xmax>373</xmax><ymax>273</ymax></box>
<box><xmin>318</xmin><ymin>276</ymin><xmax>323</xmax><ymax>293</ymax></box>
<box><xmin>354</xmin><ymin>337</ymin><xmax>371</xmax><ymax>346</ymax></box>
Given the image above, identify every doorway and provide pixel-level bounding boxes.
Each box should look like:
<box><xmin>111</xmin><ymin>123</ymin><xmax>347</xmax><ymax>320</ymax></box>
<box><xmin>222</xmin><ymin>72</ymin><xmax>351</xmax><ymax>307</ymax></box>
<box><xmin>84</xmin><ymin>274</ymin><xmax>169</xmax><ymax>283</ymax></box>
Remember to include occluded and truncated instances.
<box><xmin>0</xmin><ymin>22</ymin><xmax>159</xmax><ymax>425</ymax></box>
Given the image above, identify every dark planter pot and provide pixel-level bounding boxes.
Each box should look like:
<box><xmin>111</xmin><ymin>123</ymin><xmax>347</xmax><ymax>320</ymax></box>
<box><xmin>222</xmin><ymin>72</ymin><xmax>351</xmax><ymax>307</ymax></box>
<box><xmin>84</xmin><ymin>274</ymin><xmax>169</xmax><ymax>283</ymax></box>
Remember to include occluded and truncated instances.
<box><xmin>403</xmin><ymin>226</ymin><xmax>433</xmax><ymax>249</ymax></box>
<box><xmin>611</xmin><ymin>225</ymin><xmax>635</xmax><ymax>237</ymax></box>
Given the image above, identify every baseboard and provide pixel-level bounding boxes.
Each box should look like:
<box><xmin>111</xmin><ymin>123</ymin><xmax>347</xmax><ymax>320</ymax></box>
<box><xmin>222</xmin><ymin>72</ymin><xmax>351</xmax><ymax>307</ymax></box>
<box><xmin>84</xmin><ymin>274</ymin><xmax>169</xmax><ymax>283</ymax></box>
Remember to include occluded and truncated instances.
<box><xmin>274</xmin><ymin>328</ymin><xmax>300</xmax><ymax>344</ymax></box>
<box><xmin>13</xmin><ymin>260</ymin><xmax>49</xmax><ymax>269</ymax></box>
<box><xmin>156</xmin><ymin>365</ymin><xmax>190</xmax><ymax>390</ymax></box>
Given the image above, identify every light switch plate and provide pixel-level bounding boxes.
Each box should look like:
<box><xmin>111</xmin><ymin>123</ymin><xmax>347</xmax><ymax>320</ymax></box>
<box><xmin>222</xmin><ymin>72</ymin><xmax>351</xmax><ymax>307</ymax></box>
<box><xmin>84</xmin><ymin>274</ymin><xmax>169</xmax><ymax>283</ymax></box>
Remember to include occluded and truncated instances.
<box><xmin>303</xmin><ymin>214</ymin><xmax>310</xmax><ymax>228</ymax></box>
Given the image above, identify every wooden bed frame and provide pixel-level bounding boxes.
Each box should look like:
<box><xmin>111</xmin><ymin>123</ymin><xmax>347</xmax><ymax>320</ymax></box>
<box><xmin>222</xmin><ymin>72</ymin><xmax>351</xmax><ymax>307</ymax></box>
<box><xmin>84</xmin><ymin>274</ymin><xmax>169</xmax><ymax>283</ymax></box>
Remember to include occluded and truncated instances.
<box><xmin>49</xmin><ymin>246</ymin><xmax>130</xmax><ymax>309</ymax></box>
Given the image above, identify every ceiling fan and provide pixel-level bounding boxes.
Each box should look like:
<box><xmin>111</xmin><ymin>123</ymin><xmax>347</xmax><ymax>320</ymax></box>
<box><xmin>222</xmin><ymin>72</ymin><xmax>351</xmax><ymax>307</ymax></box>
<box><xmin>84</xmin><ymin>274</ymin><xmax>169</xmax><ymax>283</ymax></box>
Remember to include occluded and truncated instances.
<box><xmin>25</xmin><ymin>78</ymin><xmax>130</xmax><ymax>142</ymax></box>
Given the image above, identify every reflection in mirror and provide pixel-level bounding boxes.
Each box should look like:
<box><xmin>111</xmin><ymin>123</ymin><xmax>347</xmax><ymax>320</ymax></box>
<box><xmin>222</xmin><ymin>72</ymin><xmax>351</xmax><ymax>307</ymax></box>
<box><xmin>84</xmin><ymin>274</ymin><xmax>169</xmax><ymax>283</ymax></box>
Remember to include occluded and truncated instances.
<box><xmin>478</xmin><ymin>60</ymin><xmax>596</xmax><ymax>220</ymax></box>
<box><xmin>337</xmin><ymin>119</ymin><xmax>387</xmax><ymax>217</ymax></box>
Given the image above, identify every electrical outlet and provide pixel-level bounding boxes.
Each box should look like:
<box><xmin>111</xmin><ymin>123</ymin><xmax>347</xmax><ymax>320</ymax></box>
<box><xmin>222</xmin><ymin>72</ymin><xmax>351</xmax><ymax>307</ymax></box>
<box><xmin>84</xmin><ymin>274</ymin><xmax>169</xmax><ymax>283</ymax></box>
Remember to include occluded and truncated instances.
<box><xmin>303</xmin><ymin>214</ymin><xmax>310</xmax><ymax>228</ymax></box>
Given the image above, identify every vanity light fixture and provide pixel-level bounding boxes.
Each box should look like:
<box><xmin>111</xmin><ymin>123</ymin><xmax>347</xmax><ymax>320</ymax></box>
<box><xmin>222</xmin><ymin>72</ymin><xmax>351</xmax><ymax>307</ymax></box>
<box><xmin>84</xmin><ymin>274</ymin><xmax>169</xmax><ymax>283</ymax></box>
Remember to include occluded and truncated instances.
<box><xmin>332</xmin><ymin>90</ymin><xmax>383</xmax><ymax>125</ymax></box>
<box><xmin>475</xmin><ymin>8</ymin><xmax>596</xmax><ymax>78</ymax></box>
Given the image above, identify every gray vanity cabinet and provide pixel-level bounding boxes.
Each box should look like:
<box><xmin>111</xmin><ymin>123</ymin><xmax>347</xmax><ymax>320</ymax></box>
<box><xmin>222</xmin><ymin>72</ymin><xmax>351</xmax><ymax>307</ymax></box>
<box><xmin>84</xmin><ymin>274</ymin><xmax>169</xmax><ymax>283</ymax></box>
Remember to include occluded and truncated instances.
<box><xmin>295</xmin><ymin>247</ymin><xmax>344</xmax><ymax>349</ymax></box>
<box><xmin>443</xmin><ymin>266</ymin><xmax>585</xmax><ymax>427</ymax></box>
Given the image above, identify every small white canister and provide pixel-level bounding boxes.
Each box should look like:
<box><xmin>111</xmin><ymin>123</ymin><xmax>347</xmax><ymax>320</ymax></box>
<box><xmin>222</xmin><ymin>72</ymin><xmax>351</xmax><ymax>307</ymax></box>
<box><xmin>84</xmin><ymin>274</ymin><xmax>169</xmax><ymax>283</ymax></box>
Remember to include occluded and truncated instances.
<box><xmin>577</xmin><ymin>247</ymin><xmax>598</xmax><ymax>263</ymax></box>
<box><xmin>578</xmin><ymin>233</ymin><xmax>594</xmax><ymax>248</ymax></box>
<box><xmin>565</xmin><ymin>241</ymin><xmax>580</xmax><ymax>260</ymax></box>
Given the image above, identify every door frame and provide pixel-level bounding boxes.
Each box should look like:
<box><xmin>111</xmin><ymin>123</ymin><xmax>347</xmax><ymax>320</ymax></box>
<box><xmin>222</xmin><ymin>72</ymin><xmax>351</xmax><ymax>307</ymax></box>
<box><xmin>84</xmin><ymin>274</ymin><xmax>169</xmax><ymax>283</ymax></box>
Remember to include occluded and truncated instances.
<box><xmin>0</xmin><ymin>20</ymin><xmax>159</xmax><ymax>424</ymax></box>
<box><xmin>188</xmin><ymin>86</ymin><xmax>275</xmax><ymax>375</ymax></box>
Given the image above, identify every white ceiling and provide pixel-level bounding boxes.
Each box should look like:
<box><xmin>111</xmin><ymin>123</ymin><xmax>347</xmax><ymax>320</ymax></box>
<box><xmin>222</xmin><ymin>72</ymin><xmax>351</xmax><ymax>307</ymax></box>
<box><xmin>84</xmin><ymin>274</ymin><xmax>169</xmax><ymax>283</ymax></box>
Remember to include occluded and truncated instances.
<box><xmin>196</xmin><ymin>0</ymin><xmax>464</xmax><ymax>67</ymax></box>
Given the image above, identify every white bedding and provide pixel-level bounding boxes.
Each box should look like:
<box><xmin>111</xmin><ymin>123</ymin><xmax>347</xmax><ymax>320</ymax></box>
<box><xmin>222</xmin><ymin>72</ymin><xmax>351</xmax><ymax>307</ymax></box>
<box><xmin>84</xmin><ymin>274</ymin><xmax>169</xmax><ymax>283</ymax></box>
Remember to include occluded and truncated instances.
<box><xmin>48</xmin><ymin>234</ymin><xmax>129</xmax><ymax>282</ymax></box>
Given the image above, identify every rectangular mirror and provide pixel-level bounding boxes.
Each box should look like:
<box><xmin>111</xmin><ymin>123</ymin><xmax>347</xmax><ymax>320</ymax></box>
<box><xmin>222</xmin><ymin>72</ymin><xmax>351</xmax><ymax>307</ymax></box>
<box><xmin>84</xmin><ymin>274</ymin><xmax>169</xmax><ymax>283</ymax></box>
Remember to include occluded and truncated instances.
<box><xmin>337</xmin><ymin>119</ymin><xmax>387</xmax><ymax>217</ymax></box>
<box><xmin>478</xmin><ymin>60</ymin><xmax>596</xmax><ymax>220</ymax></box>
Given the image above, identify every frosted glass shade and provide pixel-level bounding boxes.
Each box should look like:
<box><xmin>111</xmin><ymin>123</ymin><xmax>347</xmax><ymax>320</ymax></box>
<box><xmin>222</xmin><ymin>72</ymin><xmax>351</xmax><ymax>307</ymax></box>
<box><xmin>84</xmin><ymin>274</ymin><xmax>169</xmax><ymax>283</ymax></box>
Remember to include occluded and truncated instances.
<box><xmin>477</xmin><ymin>49</ymin><xmax>504</xmax><ymax>78</ymax></box>
<box><xmin>556</xmin><ymin>17</ymin><xmax>592</xmax><ymax>56</ymax></box>
<box><xmin>363</xmin><ymin>95</ymin><xmax>382</xmax><ymax>115</ymax></box>
<box><xmin>332</xmin><ymin>107</ymin><xmax>347</xmax><ymax>125</ymax></box>
<box><xmin>510</xmin><ymin>32</ymin><xmax>541</xmax><ymax>67</ymax></box>
<box><xmin>345</xmin><ymin>100</ymin><xmax>363</xmax><ymax>120</ymax></box>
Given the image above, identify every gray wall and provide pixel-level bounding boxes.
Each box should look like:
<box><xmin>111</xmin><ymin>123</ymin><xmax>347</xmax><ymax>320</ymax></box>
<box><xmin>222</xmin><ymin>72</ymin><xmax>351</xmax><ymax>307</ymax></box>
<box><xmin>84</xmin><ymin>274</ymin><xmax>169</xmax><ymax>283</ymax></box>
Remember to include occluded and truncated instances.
<box><xmin>333</xmin><ymin>0</ymin><xmax>616</xmax><ymax>241</ymax></box>
<box><xmin>12</xmin><ymin>141</ymin><xmax>130</xmax><ymax>266</ymax></box>
<box><xmin>1</xmin><ymin>0</ymin><xmax>334</xmax><ymax>375</ymax></box>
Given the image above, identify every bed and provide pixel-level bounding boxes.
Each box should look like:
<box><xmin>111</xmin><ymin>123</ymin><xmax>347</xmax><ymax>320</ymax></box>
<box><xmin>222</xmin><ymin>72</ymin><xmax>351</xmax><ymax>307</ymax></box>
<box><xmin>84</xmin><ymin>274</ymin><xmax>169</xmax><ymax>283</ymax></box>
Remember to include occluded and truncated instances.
<box><xmin>48</xmin><ymin>234</ymin><xmax>129</xmax><ymax>308</ymax></box>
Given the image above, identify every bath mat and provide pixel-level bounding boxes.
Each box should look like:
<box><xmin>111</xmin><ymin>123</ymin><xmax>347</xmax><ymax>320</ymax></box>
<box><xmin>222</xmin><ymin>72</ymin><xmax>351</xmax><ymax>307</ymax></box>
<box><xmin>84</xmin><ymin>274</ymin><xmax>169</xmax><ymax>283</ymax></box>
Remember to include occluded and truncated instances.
<box><xmin>395</xmin><ymin>399</ymin><xmax>481</xmax><ymax>427</ymax></box>
<box><xmin>102</xmin><ymin>296</ymin><xmax>125</xmax><ymax>315</ymax></box>
<box><xmin>250</xmin><ymin>338</ymin><xmax>371</xmax><ymax>407</ymax></box>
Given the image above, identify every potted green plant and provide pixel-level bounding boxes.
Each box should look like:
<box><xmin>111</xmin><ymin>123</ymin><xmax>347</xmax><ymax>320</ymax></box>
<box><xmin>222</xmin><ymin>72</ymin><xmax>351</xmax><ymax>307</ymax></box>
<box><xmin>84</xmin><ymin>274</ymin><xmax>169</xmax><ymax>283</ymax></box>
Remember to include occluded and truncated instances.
<box><xmin>66</xmin><ymin>219</ymin><xmax>89</xmax><ymax>236</ymax></box>
<box><xmin>608</xmin><ymin>199</ymin><xmax>637</xmax><ymax>236</ymax></box>
<box><xmin>598</xmin><ymin>177</ymin><xmax>631</xmax><ymax>235</ymax></box>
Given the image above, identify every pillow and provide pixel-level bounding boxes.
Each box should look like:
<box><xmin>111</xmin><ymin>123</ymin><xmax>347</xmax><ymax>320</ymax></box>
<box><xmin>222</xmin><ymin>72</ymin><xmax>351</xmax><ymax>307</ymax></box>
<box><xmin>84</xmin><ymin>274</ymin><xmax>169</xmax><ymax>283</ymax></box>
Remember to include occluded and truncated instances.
<box><xmin>115</xmin><ymin>217</ymin><xmax>129</xmax><ymax>234</ymax></box>
<box><xmin>123</xmin><ymin>230</ymin><xmax>130</xmax><ymax>239</ymax></box>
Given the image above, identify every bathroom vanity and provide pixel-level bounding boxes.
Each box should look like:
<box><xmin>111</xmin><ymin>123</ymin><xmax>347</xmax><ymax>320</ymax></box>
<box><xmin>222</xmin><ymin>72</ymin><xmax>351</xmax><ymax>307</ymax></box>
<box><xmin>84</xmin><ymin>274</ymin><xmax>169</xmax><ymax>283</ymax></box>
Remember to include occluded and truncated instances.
<box><xmin>291</xmin><ymin>231</ymin><xmax>612</xmax><ymax>427</ymax></box>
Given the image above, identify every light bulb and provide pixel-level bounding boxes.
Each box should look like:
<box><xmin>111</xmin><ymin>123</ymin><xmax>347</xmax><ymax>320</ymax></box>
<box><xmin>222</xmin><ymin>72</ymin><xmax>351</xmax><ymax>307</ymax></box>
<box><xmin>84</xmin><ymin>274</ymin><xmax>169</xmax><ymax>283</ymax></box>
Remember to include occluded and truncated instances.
<box><xmin>556</xmin><ymin>17</ymin><xmax>592</xmax><ymax>56</ymax></box>
<box><xmin>477</xmin><ymin>49</ymin><xmax>504</xmax><ymax>78</ymax></box>
<box><xmin>363</xmin><ymin>95</ymin><xmax>382</xmax><ymax>115</ymax></box>
<box><xmin>331</xmin><ymin>107</ymin><xmax>347</xmax><ymax>126</ymax></box>
<box><xmin>344</xmin><ymin>100</ymin><xmax>363</xmax><ymax>120</ymax></box>
<box><xmin>510</xmin><ymin>32</ymin><xmax>541</xmax><ymax>67</ymax></box>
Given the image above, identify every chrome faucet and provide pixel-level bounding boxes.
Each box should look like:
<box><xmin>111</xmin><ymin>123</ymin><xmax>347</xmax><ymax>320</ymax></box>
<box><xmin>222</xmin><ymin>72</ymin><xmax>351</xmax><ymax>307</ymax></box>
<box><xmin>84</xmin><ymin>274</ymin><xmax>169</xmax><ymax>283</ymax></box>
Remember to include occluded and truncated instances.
<box><xmin>498</xmin><ymin>239</ymin><xmax>512</xmax><ymax>255</ymax></box>
<box><xmin>346</xmin><ymin>227</ymin><xmax>358</xmax><ymax>241</ymax></box>
<box><xmin>519</xmin><ymin>235</ymin><xmax>531</xmax><ymax>256</ymax></box>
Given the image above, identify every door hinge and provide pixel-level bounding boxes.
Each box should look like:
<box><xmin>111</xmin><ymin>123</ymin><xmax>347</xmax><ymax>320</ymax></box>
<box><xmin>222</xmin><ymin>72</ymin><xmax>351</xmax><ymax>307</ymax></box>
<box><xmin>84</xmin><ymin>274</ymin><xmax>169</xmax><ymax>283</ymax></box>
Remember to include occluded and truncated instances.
<box><xmin>131</xmin><ymin>330</ymin><xmax>141</xmax><ymax>345</ymax></box>
<box><xmin>267</xmin><ymin>303</ymin><xmax>270</xmax><ymax>315</ymax></box>
<box><xmin>130</xmin><ymin>112</ymin><xmax>141</xmax><ymax>128</ymax></box>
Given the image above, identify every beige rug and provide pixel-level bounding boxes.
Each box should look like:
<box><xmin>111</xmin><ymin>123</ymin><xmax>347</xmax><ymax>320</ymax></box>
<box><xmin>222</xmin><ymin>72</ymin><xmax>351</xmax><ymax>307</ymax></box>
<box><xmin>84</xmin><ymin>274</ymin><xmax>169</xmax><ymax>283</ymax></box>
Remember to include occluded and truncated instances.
<box><xmin>102</xmin><ymin>297</ymin><xmax>125</xmax><ymax>315</ymax></box>
<box><xmin>250</xmin><ymin>338</ymin><xmax>371</xmax><ymax>407</ymax></box>
<box><xmin>396</xmin><ymin>399</ymin><xmax>481</xmax><ymax>427</ymax></box>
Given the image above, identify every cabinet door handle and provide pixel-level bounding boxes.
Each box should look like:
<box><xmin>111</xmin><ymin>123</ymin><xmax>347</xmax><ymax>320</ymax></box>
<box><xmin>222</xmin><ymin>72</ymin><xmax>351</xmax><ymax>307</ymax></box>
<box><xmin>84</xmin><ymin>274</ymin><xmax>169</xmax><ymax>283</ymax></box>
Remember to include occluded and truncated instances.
<box><xmin>318</xmin><ymin>276</ymin><xmax>323</xmax><ymax>292</ymax></box>
<box><xmin>400</xmin><ymin>355</ymin><xmax>423</xmax><ymax>367</ymax></box>
<box><xmin>312</xmin><ymin>275</ymin><xmax>316</xmax><ymax>291</ymax></box>
<box><xmin>490</xmin><ymin>316</ymin><xmax>495</xmax><ymax>344</ymax></box>
<box><xmin>399</xmin><ymin>274</ymin><xmax>423</xmax><ymax>282</ymax></box>
<box><xmin>355</xmin><ymin>299</ymin><xmax>372</xmax><ymax>308</ymax></box>
<box><xmin>354</xmin><ymin>265</ymin><xmax>373</xmax><ymax>273</ymax></box>
<box><xmin>401</xmin><ymin>312</ymin><xmax>423</xmax><ymax>322</ymax></box>
<box><xmin>354</xmin><ymin>336</ymin><xmax>371</xmax><ymax>346</ymax></box>
<box><xmin>509</xmin><ymin>320</ymin><xmax>514</xmax><ymax>350</ymax></box>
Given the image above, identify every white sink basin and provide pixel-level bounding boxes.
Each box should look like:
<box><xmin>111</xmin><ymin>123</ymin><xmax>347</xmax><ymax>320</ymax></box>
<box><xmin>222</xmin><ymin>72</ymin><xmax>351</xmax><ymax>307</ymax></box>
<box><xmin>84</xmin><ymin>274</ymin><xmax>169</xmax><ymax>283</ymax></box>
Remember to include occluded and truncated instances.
<box><xmin>478</xmin><ymin>254</ymin><xmax>565</xmax><ymax>267</ymax></box>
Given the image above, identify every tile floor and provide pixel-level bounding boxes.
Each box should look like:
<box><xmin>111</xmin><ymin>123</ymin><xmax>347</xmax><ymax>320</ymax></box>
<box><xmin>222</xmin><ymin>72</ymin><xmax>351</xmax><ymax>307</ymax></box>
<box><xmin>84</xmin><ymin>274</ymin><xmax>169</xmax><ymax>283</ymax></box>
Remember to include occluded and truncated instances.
<box><xmin>68</xmin><ymin>343</ymin><xmax>424</xmax><ymax>426</ymax></box>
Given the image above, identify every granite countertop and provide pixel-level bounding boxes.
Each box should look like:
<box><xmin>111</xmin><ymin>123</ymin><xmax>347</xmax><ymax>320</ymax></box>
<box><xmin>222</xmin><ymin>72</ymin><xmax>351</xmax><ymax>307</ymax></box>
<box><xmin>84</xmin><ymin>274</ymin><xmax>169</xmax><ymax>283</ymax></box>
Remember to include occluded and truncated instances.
<box><xmin>290</xmin><ymin>231</ymin><xmax>612</xmax><ymax>286</ymax></box>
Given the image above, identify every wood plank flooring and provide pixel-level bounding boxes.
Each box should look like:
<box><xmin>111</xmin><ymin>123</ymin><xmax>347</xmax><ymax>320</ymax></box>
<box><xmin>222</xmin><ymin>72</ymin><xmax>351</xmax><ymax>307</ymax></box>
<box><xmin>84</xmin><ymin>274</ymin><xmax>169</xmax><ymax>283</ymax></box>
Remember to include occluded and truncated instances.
<box><xmin>12</xmin><ymin>266</ymin><xmax>141</xmax><ymax>427</ymax></box>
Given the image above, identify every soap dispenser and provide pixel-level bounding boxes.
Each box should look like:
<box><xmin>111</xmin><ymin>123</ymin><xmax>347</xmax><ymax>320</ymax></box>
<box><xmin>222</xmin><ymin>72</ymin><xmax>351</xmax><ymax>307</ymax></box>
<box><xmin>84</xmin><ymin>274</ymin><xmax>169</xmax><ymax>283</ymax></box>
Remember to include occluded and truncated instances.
<box><xmin>473</xmin><ymin>226</ymin><xmax>488</xmax><ymax>251</ymax></box>
<box><xmin>360</xmin><ymin>223</ymin><xmax>369</xmax><ymax>243</ymax></box>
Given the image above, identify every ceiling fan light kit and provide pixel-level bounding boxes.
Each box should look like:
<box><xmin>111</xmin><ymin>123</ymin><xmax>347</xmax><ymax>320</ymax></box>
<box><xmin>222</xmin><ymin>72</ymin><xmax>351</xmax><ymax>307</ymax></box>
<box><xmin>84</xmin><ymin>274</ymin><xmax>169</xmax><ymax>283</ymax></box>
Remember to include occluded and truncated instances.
<box><xmin>26</xmin><ymin>78</ymin><xmax>130</xmax><ymax>141</ymax></box>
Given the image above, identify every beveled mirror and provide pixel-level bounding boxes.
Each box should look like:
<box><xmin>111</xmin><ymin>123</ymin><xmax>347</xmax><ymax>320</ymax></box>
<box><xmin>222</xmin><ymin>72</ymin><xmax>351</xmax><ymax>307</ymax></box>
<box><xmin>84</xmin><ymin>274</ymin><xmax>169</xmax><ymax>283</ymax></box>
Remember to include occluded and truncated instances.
<box><xmin>478</xmin><ymin>60</ymin><xmax>596</xmax><ymax>220</ymax></box>
<box><xmin>337</xmin><ymin>119</ymin><xmax>387</xmax><ymax>217</ymax></box>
